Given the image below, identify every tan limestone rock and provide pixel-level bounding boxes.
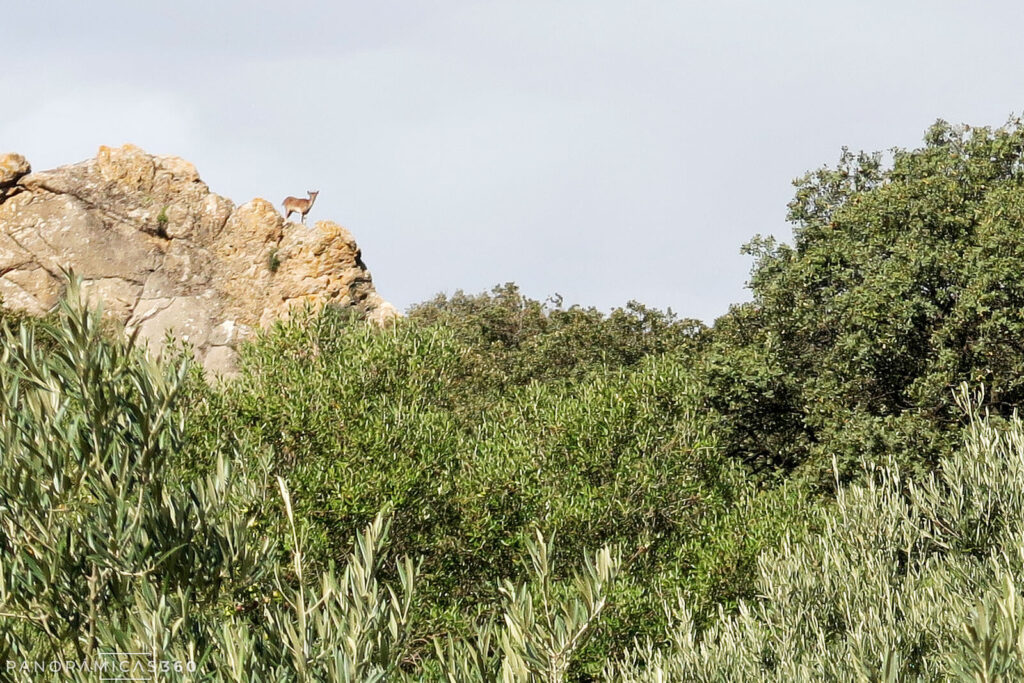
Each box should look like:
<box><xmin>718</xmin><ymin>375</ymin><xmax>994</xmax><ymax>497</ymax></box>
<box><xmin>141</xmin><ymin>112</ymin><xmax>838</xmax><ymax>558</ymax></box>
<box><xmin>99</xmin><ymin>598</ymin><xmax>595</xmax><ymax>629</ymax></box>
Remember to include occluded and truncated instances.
<box><xmin>0</xmin><ymin>145</ymin><xmax>398</xmax><ymax>375</ymax></box>
<box><xmin>0</xmin><ymin>154</ymin><xmax>30</xmax><ymax>188</ymax></box>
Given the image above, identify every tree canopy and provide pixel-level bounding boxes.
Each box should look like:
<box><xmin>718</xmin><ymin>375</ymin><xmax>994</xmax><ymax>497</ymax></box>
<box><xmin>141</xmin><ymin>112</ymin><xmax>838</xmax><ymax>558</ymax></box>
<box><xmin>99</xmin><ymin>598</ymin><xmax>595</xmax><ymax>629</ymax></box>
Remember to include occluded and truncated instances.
<box><xmin>701</xmin><ymin>118</ymin><xmax>1024</xmax><ymax>482</ymax></box>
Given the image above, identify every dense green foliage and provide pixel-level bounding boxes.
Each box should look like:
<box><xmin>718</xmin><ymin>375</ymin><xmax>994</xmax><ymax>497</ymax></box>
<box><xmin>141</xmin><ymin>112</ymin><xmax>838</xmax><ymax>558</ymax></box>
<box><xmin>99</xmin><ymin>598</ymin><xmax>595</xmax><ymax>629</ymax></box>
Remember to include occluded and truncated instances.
<box><xmin>609</xmin><ymin>388</ymin><xmax>1024</xmax><ymax>680</ymax></box>
<box><xmin>180</xmin><ymin>286</ymin><xmax>782</xmax><ymax>672</ymax></box>
<box><xmin>6</xmin><ymin>117</ymin><xmax>1024</xmax><ymax>679</ymax></box>
<box><xmin>407</xmin><ymin>284</ymin><xmax>702</xmax><ymax>388</ymax></box>
<box><xmin>700</xmin><ymin>117</ymin><xmax>1024</xmax><ymax>484</ymax></box>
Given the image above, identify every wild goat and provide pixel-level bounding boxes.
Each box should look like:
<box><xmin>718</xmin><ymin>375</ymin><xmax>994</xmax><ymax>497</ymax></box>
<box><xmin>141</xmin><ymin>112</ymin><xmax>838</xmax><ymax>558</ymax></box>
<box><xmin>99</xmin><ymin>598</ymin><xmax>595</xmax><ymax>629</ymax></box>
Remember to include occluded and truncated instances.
<box><xmin>282</xmin><ymin>190</ymin><xmax>319</xmax><ymax>223</ymax></box>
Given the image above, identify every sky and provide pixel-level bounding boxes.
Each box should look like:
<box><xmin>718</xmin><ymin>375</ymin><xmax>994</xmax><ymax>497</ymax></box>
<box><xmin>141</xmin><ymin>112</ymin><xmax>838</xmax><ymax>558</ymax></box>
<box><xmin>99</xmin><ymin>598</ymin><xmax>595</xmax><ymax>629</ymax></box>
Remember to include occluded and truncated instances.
<box><xmin>3</xmin><ymin>1</ymin><xmax>1024</xmax><ymax>322</ymax></box>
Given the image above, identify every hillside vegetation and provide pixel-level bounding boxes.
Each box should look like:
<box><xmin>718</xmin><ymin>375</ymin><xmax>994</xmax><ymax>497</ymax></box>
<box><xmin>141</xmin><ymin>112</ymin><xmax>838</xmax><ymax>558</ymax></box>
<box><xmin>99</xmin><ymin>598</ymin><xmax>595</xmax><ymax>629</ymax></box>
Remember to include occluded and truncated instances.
<box><xmin>4</xmin><ymin>118</ymin><xmax>1024</xmax><ymax>680</ymax></box>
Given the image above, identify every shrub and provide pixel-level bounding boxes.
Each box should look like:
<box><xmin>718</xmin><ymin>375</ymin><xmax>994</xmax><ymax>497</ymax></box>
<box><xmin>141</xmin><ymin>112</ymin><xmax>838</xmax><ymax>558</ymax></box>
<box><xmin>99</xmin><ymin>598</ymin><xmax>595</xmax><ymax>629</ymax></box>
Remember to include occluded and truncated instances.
<box><xmin>608</xmin><ymin>386</ymin><xmax>1024</xmax><ymax>680</ymax></box>
<box><xmin>408</xmin><ymin>283</ymin><xmax>703</xmax><ymax>391</ymax></box>
<box><xmin>0</xmin><ymin>279</ymin><xmax>264</xmax><ymax>666</ymax></box>
<box><xmin>177</xmin><ymin>298</ymin><xmax>760</xmax><ymax>671</ymax></box>
<box><xmin>0</xmin><ymin>282</ymin><xmax>422</xmax><ymax>679</ymax></box>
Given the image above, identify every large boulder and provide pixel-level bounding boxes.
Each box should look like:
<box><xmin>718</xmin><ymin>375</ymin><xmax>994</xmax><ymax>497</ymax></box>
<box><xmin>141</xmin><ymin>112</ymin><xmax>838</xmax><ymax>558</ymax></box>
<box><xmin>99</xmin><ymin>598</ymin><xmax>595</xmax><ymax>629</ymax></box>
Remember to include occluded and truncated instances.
<box><xmin>0</xmin><ymin>144</ymin><xmax>398</xmax><ymax>375</ymax></box>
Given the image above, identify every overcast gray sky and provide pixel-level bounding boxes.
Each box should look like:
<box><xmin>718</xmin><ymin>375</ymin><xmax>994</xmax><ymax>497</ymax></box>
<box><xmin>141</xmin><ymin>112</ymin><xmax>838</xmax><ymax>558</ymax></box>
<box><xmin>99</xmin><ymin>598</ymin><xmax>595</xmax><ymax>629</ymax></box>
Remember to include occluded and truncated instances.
<box><xmin>3</xmin><ymin>1</ymin><xmax>1023</xmax><ymax>321</ymax></box>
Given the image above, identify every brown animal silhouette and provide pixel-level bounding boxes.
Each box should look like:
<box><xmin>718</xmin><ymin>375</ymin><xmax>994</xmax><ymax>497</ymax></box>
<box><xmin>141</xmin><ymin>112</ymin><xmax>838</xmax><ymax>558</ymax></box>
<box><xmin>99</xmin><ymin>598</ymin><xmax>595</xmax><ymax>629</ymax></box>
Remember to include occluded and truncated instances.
<box><xmin>282</xmin><ymin>190</ymin><xmax>319</xmax><ymax>223</ymax></box>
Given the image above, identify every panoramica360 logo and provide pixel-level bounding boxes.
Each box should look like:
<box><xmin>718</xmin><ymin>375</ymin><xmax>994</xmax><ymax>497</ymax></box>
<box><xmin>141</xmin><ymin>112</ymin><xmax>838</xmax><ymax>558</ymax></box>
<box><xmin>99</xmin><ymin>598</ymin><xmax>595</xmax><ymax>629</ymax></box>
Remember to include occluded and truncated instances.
<box><xmin>5</xmin><ymin>651</ymin><xmax>196</xmax><ymax>679</ymax></box>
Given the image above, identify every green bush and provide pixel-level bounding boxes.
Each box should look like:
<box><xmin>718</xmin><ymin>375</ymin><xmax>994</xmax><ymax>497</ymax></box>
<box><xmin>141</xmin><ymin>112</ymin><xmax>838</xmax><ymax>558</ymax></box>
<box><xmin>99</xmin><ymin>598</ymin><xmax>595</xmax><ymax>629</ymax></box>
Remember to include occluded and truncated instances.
<box><xmin>178</xmin><ymin>301</ymin><xmax>763</xmax><ymax>671</ymax></box>
<box><xmin>0</xmin><ymin>282</ymin><xmax>426</xmax><ymax>679</ymax></box>
<box><xmin>0</xmin><ymin>280</ymin><xmax>263</xmax><ymax>670</ymax></box>
<box><xmin>608</xmin><ymin>387</ymin><xmax>1024</xmax><ymax>680</ymax></box>
<box><xmin>0</xmin><ymin>283</ymin><xmax>632</xmax><ymax>678</ymax></box>
<box><xmin>408</xmin><ymin>283</ymin><xmax>703</xmax><ymax>391</ymax></box>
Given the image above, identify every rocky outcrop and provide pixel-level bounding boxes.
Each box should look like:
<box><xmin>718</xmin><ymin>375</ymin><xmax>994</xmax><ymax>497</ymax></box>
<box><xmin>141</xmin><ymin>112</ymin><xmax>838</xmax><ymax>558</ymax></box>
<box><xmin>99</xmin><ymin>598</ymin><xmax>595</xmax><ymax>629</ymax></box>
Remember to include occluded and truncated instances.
<box><xmin>0</xmin><ymin>154</ymin><xmax>30</xmax><ymax>201</ymax></box>
<box><xmin>0</xmin><ymin>145</ymin><xmax>398</xmax><ymax>375</ymax></box>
